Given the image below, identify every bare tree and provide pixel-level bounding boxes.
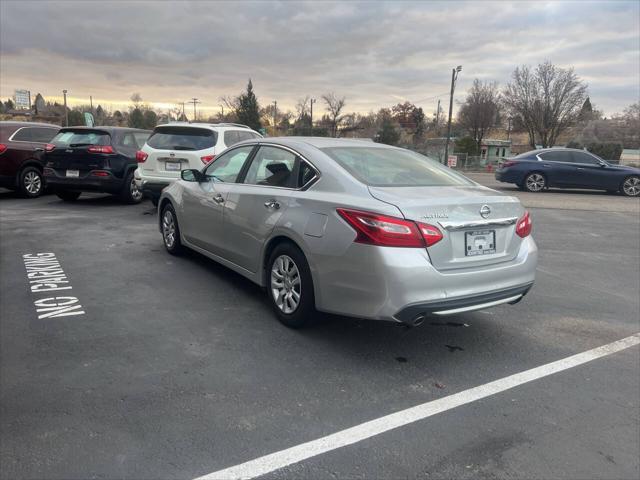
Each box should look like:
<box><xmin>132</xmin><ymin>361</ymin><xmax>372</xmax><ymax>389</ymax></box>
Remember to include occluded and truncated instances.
<box><xmin>503</xmin><ymin>61</ymin><xmax>587</xmax><ymax>148</ymax></box>
<box><xmin>457</xmin><ymin>79</ymin><xmax>501</xmax><ymax>154</ymax></box>
<box><xmin>322</xmin><ymin>93</ymin><xmax>346</xmax><ymax>137</ymax></box>
<box><xmin>295</xmin><ymin>96</ymin><xmax>311</xmax><ymax>120</ymax></box>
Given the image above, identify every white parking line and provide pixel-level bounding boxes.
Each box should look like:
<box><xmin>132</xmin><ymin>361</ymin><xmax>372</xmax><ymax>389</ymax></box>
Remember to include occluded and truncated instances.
<box><xmin>195</xmin><ymin>333</ymin><xmax>640</xmax><ymax>480</ymax></box>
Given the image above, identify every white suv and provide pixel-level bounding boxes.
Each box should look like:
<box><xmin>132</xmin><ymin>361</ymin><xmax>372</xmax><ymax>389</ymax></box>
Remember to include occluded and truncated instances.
<box><xmin>135</xmin><ymin>122</ymin><xmax>262</xmax><ymax>204</ymax></box>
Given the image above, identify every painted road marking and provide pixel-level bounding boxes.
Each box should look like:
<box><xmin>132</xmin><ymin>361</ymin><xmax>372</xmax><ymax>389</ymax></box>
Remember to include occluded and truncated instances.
<box><xmin>196</xmin><ymin>333</ymin><xmax>640</xmax><ymax>480</ymax></box>
<box><xmin>22</xmin><ymin>253</ymin><xmax>85</xmax><ymax>319</ymax></box>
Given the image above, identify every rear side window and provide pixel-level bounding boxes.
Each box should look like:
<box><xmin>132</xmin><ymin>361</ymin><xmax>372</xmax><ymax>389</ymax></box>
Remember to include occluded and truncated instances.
<box><xmin>224</xmin><ymin>130</ymin><xmax>258</xmax><ymax>147</ymax></box>
<box><xmin>322</xmin><ymin>147</ymin><xmax>473</xmax><ymax>187</ymax></box>
<box><xmin>147</xmin><ymin>127</ymin><xmax>216</xmax><ymax>151</ymax></box>
<box><xmin>121</xmin><ymin>132</ymin><xmax>150</xmax><ymax>149</ymax></box>
<box><xmin>51</xmin><ymin>130</ymin><xmax>111</xmax><ymax>146</ymax></box>
<box><xmin>539</xmin><ymin>151</ymin><xmax>574</xmax><ymax>163</ymax></box>
<box><xmin>10</xmin><ymin>127</ymin><xmax>54</xmax><ymax>142</ymax></box>
<box><xmin>243</xmin><ymin>146</ymin><xmax>297</xmax><ymax>188</ymax></box>
<box><xmin>298</xmin><ymin>161</ymin><xmax>317</xmax><ymax>188</ymax></box>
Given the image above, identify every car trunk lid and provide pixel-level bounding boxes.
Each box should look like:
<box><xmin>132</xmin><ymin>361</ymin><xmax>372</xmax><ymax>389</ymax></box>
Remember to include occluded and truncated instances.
<box><xmin>368</xmin><ymin>185</ymin><xmax>525</xmax><ymax>271</ymax></box>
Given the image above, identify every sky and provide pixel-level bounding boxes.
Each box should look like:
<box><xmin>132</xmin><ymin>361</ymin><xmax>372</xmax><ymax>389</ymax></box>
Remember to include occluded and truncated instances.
<box><xmin>1</xmin><ymin>0</ymin><xmax>639</xmax><ymax>118</ymax></box>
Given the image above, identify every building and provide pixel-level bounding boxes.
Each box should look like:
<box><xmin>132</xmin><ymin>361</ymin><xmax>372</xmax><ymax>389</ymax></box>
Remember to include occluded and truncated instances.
<box><xmin>480</xmin><ymin>139</ymin><xmax>511</xmax><ymax>162</ymax></box>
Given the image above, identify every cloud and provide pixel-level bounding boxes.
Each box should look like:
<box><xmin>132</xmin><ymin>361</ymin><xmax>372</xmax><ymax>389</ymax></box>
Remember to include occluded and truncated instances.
<box><xmin>1</xmin><ymin>0</ymin><xmax>638</xmax><ymax>115</ymax></box>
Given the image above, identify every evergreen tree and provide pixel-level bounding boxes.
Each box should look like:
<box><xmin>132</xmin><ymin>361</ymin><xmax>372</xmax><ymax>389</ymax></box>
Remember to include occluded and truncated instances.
<box><xmin>143</xmin><ymin>110</ymin><xmax>158</xmax><ymax>129</ymax></box>
<box><xmin>128</xmin><ymin>108</ymin><xmax>145</xmax><ymax>129</ymax></box>
<box><xmin>236</xmin><ymin>79</ymin><xmax>261</xmax><ymax>131</ymax></box>
<box><xmin>376</xmin><ymin>117</ymin><xmax>400</xmax><ymax>146</ymax></box>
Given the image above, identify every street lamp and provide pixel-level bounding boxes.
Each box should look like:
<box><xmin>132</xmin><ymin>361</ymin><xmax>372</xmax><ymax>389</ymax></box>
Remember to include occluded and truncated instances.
<box><xmin>62</xmin><ymin>89</ymin><xmax>68</xmax><ymax>127</ymax></box>
<box><xmin>444</xmin><ymin>65</ymin><xmax>462</xmax><ymax>164</ymax></box>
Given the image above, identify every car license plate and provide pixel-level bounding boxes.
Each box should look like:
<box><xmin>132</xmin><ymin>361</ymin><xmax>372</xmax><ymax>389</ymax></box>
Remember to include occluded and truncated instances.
<box><xmin>165</xmin><ymin>161</ymin><xmax>181</xmax><ymax>171</ymax></box>
<box><xmin>66</xmin><ymin>169</ymin><xmax>79</xmax><ymax>178</ymax></box>
<box><xmin>465</xmin><ymin>230</ymin><xmax>496</xmax><ymax>256</ymax></box>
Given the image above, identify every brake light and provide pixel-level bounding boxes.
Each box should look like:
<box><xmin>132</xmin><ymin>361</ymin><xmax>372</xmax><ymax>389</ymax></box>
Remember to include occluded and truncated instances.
<box><xmin>416</xmin><ymin>222</ymin><xmax>444</xmax><ymax>247</ymax></box>
<box><xmin>0</xmin><ymin>144</ymin><xmax>6</xmax><ymax>154</ymax></box>
<box><xmin>87</xmin><ymin>145</ymin><xmax>115</xmax><ymax>154</ymax></box>
<box><xmin>336</xmin><ymin>208</ymin><xmax>443</xmax><ymax>248</ymax></box>
<box><xmin>516</xmin><ymin>211</ymin><xmax>532</xmax><ymax>238</ymax></box>
<box><xmin>136</xmin><ymin>150</ymin><xmax>148</xmax><ymax>163</ymax></box>
<box><xmin>502</xmin><ymin>160</ymin><xmax>516</xmax><ymax>168</ymax></box>
<box><xmin>45</xmin><ymin>143</ymin><xmax>56</xmax><ymax>152</ymax></box>
<box><xmin>90</xmin><ymin>171</ymin><xmax>110</xmax><ymax>177</ymax></box>
<box><xmin>201</xmin><ymin>155</ymin><xmax>215</xmax><ymax>164</ymax></box>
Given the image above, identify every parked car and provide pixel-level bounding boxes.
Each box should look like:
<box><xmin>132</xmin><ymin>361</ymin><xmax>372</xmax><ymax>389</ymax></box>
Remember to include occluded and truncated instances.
<box><xmin>44</xmin><ymin>126</ymin><xmax>151</xmax><ymax>203</ymax></box>
<box><xmin>136</xmin><ymin>123</ymin><xmax>262</xmax><ymax>205</ymax></box>
<box><xmin>495</xmin><ymin>148</ymin><xmax>640</xmax><ymax>197</ymax></box>
<box><xmin>0</xmin><ymin>121</ymin><xmax>60</xmax><ymax>197</ymax></box>
<box><xmin>158</xmin><ymin>138</ymin><xmax>537</xmax><ymax>328</ymax></box>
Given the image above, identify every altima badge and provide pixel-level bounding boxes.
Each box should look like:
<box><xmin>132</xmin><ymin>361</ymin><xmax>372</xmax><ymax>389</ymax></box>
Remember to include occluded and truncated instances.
<box><xmin>422</xmin><ymin>212</ymin><xmax>448</xmax><ymax>220</ymax></box>
<box><xmin>480</xmin><ymin>205</ymin><xmax>491</xmax><ymax>218</ymax></box>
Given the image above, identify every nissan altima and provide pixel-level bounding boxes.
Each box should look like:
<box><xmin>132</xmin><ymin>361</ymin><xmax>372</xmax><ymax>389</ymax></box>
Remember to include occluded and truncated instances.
<box><xmin>158</xmin><ymin>138</ymin><xmax>537</xmax><ymax>328</ymax></box>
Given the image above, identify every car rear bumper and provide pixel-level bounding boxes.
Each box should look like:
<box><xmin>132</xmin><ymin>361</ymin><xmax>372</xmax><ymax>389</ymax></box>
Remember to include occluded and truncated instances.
<box><xmin>136</xmin><ymin>173</ymin><xmax>174</xmax><ymax>199</ymax></box>
<box><xmin>312</xmin><ymin>236</ymin><xmax>538</xmax><ymax>323</ymax></box>
<box><xmin>495</xmin><ymin>169</ymin><xmax>523</xmax><ymax>184</ymax></box>
<box><xmin>43</xmin><ymin>169</ymin><xmax>124</xmax><ymax>193</ymax></box>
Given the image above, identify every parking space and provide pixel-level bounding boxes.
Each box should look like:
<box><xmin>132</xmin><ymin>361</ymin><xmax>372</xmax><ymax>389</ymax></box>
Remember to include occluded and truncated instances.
<box><xmin>1</xmin><ymin>182</ymin><xmax>639</xmax><ymax>479</ymax></box>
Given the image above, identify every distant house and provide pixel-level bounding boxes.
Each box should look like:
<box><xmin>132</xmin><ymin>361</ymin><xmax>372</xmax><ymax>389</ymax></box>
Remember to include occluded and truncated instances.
<box><xmin>480</xmin><ymin>139</ymin><xmax>511</xmax><ymax>162</ymax></box>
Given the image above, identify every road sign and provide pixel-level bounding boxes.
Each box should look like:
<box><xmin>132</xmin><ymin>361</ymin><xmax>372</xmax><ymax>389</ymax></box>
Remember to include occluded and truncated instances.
<box><xmin>447</xmin><ymin>155</ymin><xmax>458</xmax><ymax>168</ymax></box>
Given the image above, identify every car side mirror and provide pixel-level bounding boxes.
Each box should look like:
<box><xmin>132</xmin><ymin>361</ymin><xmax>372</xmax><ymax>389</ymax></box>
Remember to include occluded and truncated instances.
<box><xmin>181</xmin><ymin>169</ymin><xmax>204</xmax><ymax>182</ymax></box>
<box><xmin>599</xmin><ymin>162</ymin><xmax>607</xmax><ymax>168</ymax></box>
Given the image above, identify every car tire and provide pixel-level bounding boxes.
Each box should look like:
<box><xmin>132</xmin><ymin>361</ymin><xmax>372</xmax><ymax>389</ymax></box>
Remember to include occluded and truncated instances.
<box><xmin>621</xmin><ymin>176</ymin><xmax>640</xmax><ymax>197</ymax></box>
<box><xmin>18</xmin><ymin>166</ymin><xmax>44</xmax><ymax>198</ymax></box>
<box><xmin>267</xmin><ymin>242</ymin><xmax>316</xmax><ymax>329</ymax></box>
<box><xmin>524</xmin><ymin>172</ymin><xmax>546</xmax><ymax>192</ymax></box>
<box><xmin>56</xmin><ymin>190</ymin><xmax>81</xmax><ymax>202</ymax></box>
<box><xmin>120</xmin><ymin>170</ymin><xmax>144</xmax><ymax>204</ymax></box>
<box><xmin>161</xmin><ymin>203</ymin><xmax>183</xmax><ymax>255</ymax></box>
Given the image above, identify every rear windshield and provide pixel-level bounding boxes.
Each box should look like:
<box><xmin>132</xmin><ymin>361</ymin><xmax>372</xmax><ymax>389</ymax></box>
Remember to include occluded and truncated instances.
<box><xmin>147</xmin><ymin>126</ymin><xmax>217</xmax><ymax>151</ymax></box>
<box><xmin>321</xmin><ymin>147</ymin><xmax>474</xmax><ymax>187</ymax></box>
<box><xmin>52</xmin><ymin>130</ymin><xmax>111</xmax><ymax>147</ymax></box>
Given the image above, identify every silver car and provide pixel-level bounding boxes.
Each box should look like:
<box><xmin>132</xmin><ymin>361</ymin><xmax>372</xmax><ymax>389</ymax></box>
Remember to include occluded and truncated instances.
<box><xmin>158</xmin><ymin>138</ymin><xmax>537</xmax><ymax>328</ymax></box>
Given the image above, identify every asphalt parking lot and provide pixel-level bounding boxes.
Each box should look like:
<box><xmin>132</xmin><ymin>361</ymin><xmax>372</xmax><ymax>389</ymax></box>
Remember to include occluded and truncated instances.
<box><xmin>1</xmin><ymin>179</ymin><xmax>639</xmax><ymax>480</ymax></box>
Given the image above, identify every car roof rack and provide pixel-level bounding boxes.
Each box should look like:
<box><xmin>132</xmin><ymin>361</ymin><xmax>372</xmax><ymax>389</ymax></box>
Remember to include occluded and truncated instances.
<box><xmin>207</xmin><ymin>123</ymin><xmax>251</xmax><ymax>129</ymax></box>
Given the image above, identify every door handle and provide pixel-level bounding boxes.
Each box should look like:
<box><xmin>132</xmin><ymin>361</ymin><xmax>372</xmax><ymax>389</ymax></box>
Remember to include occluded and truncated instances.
<box><xmin>577</xmin><ymin>167</ymin><xmax>585</xmax><ymax>170</ymax></box>
<box><xmin>213</xmin><ymin>194</ymin><xmax>225</xmax><ymax>204</ymax></box>
<box><xmin>264</xmin><ymin>199</ymin><xmax>280</xmax><ymax>210</ymax></box>
<box><xmin>543</xmin><ymin>164</ymin><xmax>551</xmax><ymax>167</ymax></box>
<box><xmin>33</xmin><ymin>147</ymin><xmax>44</xmax><ymax>152</ymax></box>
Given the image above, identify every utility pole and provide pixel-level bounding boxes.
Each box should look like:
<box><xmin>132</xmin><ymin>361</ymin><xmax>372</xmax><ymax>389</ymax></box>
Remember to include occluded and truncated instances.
<box><xmin>63</xmin><ymin>89</ymin><xmax>68</xmax><ymax>127</ymax></box>
<box><xmin>435</xmin><ymin>99</ymin><xmax>441</xmax><ymax>133</ymax></box>
<box><xmin>90</xmin><ymin>95</ymin><xmax>93</xmax><ymax>113</ymax></box>
<box><xmin>444</xmin><ymin>65</ymin><xmax>462</xmax><ymax>164</ymax></box>
<box><xmin>310</xmin><ymin>98</ymin><xmax>316</xmax><ymax>128</ymax></box>
<box><xmin>272</xmin><ymin>100</ymin><xmax>277</xmax><ymax>134</ymax></box>
<box><xmin>188</xmin><ymin>98</ymin><xmax>200</xmax><ymax>121</ymax></box>
<box><xmin>219</xmin><ymin>104</ymin><xmax>224</xmax><ymax>119</ymax></box>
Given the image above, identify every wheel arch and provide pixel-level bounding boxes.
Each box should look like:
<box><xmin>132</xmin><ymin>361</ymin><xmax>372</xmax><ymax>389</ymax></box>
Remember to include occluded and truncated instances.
<box><xmin>261</xmin><ymin>234</ymin><xmax>316</xmax><ymax>289</ymax></box>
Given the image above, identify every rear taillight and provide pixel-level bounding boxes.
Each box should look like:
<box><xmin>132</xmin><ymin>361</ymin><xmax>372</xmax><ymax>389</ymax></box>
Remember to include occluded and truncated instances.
<box><xmin>0</xmin><ymin>144</ymin><xmax>6</xmax><ymax>154</ymax></box>
<box><xmin>516</xmin><ymin>211</ymin><xmax>532</xmax><ymax>238</ymax></box>
<box><xmin>201</xmin><ymin>155</ymin><xmax>215</xmax><ymax>164</ymax></box>
<box><xmin>45</xmin><ymin>143</ymin><xmax>56</xmax><ymax>152</ymax></box>
<box><xmin>90</xmin><ymin>171</ymin><xmax>110</xmax><ymax>177</ymax></box>
<box><xmin>502</xmin><ymin>160</ymin><xmax>516</xmax><ymax>168</ymax></box>
<box><xmin>336</xmin><ymin>208</ymin><xmax>443</xmax><ymax>248</ymax></box>
<box><xmin>87</xmin><ymin>145</ymin><xmax>115</xmax><ymax>154</ymax></box>
<box><xmin>136</xmin><ymin>151</ymin><xmax>148</xmax><ymax>163</ymax></box>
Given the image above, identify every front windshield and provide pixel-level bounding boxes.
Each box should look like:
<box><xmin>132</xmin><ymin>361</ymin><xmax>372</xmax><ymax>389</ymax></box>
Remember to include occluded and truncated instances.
<box><xmin>321</xmin><ymin>146</ymin><xmax>474</xmax><ymax>187</ymax></box>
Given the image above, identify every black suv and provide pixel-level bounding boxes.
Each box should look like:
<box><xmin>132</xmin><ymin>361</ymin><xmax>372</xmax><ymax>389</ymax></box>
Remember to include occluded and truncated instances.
<box><xmin>0</xmin><ymin>121</ymin><xmax>60</xmax><ymax>197</ymax></box>
<box><xmin>44</xmin><ymin>127</ymin><xmax>151</xmax><ymax>203</ymax></box>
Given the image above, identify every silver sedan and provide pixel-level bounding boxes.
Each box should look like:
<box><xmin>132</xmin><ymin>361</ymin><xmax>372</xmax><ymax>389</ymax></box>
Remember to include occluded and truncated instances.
<box><xmin>157</xmin><ymin>138</ymin><xmax>537</xmax><ymax>328</ymax></box>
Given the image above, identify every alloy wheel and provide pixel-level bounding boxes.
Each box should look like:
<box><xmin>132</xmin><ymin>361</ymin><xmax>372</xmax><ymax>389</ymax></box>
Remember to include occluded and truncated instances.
<box><xmin>24</xmin><ymin>171</ymin><xmax>42</xmax><ymax>195</ymax></box>
<box><xmin>130</xmin><ymin>177</ymin><xmax>143</xmax><ymax>201</ymax></box>
<box><xmin>526</xmin><ymin>173</ymin><xmax>545</xmax><ymax>192</ymax></box>
<box><xmin>271</xmin><ymin>254</ymin><xmax>301</xmax><ymax>314</ymax></box>
<box><xmin>162</xmin><ymin>210</ymin><xmax>176</xmax><ymax>248</ymax></box>
<box><xmin>622</xmin><ymin>177</ymin><xmax>640</xmax><ymax>197</ymax></box>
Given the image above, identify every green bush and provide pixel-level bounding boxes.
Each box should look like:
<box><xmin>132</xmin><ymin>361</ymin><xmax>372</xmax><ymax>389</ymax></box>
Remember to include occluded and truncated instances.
<box><xmin>586</xmin><ymin>142</ymin><xmax>623</xmax><ymax>161</ymax></box>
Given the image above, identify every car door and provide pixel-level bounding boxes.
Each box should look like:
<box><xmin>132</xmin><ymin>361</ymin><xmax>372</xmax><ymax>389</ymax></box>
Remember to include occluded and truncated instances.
<box><xmin>570</xmin><ymin>151</ymin><xmax>614</xmax><ymax>189</ymax></box>
<box><xmin>221</xmin><ymin>145</ymin><xmax>299</xmax><ymax>272</ymax></box>
<box><xmin>537</xmin><ymin>150</ymin><xmax>580</xmax><ymax>187</ymax></box>
<box><xmin>179</xmin><ymin>145</ymin><xmax>256</xmax><ymax>255</ymax></box>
